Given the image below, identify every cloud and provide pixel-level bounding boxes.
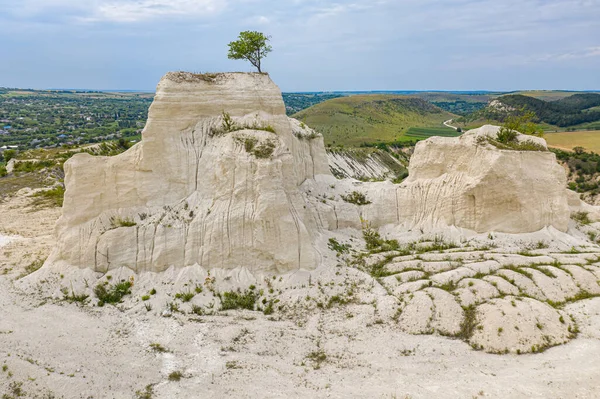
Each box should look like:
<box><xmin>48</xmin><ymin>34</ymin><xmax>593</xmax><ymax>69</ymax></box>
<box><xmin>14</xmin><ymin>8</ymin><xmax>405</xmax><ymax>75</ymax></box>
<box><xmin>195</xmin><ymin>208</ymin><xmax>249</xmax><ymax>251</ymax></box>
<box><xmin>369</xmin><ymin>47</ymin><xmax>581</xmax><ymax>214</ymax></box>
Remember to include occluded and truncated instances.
<box><xmin>0</xmin><ymin>0</ymin><xmax>226</xmax><ymax>23</ymax></box>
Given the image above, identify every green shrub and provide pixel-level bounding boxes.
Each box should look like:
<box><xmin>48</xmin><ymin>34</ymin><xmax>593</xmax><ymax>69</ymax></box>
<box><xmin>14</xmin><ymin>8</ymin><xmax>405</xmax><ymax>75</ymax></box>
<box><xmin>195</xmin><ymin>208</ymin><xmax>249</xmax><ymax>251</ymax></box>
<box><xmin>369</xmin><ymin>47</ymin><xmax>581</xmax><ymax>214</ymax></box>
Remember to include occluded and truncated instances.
<box><xmin>3</xmin><ymin>149</ymin><xmax>16</xmax><ymax>163</ymax></box>
<box><xmin>0</xmin><ymin>165</ymin><xmax>6</xmax><ymax>177</ymax></box>
<box><xmin>168</xmin><ymin>371</ymin><xmax>183</xmax><ymax>381</ymax></box>
<box><xmin>496</xmin><ymin>127</ymin><xmax>518</xmax><ymax>144</ymax></box>
<box><xmin>175</xmin><ymin>291</ymin><xmax>195</xmax><ymax>302</ymax></box>
<box><xmin>327</xmin><ymin>238</ymin><xmax>351</xmax><ymax>254</ymax></box>
<box><xmin>94</xmin><ymin>280</ymin><xmax>132</xmax><ymax>306</ymax></box>
<box><xmin>220</xmin><ymin>289</ymin><xmax>258</xmax><ymax>311</ymax></box>
<box><xmin>252</xmin><ymin>140</ymin><xmax>276</xmax><ymax>158</ymax></box>
<box><xmin>341</xmin><ymin>191</ymin><xmax>371</xmax><ymax>205</ymax></box>
<box><xmin>572</xmin><ymin>211</ymin><xmax>591</xmax><ymax>225</ymax></box>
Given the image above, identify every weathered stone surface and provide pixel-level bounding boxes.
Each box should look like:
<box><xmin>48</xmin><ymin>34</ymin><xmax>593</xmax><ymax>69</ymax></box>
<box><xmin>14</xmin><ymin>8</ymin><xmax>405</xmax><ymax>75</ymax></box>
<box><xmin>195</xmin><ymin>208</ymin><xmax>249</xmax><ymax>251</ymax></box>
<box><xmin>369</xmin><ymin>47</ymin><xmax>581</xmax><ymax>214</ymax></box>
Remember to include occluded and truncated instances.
<box><xmin>49</xmin><ymin>72</ymin><xmax>329</xmax><ymax>273</ymax></box>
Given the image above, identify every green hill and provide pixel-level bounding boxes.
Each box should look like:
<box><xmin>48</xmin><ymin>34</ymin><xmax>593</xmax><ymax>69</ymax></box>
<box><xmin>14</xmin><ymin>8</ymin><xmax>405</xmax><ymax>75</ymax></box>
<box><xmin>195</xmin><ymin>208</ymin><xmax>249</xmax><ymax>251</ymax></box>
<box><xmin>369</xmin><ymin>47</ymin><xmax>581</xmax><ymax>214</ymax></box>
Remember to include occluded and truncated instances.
<box><xmin>458</xmin><ymin>93</ymin><xmax>600</xmax><ymax>130</ymax></box>
<box><xmin>293</xmin><ymin>95</ymin><xmax>457</xmax><ymax>146</ymax></box>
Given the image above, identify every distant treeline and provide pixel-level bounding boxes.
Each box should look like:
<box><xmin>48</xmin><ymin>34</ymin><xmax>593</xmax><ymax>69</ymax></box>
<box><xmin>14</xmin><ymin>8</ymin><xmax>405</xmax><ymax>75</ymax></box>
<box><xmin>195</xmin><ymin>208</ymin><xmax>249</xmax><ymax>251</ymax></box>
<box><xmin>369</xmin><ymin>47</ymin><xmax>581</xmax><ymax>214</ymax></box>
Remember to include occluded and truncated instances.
<box><xmin>481</xmin><ymin>93</ymin><xmax>600</xmax><ymax>127</ymax></box>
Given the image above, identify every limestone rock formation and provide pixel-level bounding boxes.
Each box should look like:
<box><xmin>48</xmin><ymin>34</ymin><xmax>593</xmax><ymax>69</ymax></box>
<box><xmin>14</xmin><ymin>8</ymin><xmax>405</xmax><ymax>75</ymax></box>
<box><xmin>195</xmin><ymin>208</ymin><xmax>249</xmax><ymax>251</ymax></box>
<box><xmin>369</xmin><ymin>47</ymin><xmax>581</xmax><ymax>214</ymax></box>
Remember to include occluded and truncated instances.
<box><xmin>396</xmin><ymin>125</ymin><xmax>570</xmax><ymax>233</ymax></box>
<box><xmin>47</xmin><ymin>72</ymin><xmax>589</xmax><ymax>277</ymax></box>
<box><xmin>49</xmin><ymin>72</ymin><xmax>329</xmax><ymax>274</ymax></box>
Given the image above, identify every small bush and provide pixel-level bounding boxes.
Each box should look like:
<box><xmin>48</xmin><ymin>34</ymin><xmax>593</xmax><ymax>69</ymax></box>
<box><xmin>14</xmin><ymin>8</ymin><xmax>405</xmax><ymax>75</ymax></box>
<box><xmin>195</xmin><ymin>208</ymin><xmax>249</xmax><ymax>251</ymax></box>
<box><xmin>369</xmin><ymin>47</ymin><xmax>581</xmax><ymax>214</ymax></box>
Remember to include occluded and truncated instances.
<box><xmin>135</xmin><ymin>384</ymin><xmax>155</xmax><ymax>399</ymax></box>
<box><xmin>168</xmin><ymin>371</ymin><xmax>183</xmax><ymax>381</ymax></box>
<box><xmin>496</xmin><ymin>128</ymin><xmax>518</xmax><ymax>144</ymax></box>
<box><xmin>572</xmin><ymin>211</ymin><xmax>591</xmax><ymax>225</ymax></box>
<box><xmin>306</xmin><ymin>350</ymin><xmax>327</xmax><ymax>369</ymax></box>
<box><xmin>252</xmin><ymin>140</ymin><xmax>276</xmax><ymax>159</ymax></box>
<box><xmin>458</xmin><ymin>305</ymin><xmax>478</xmax><ymax>341</ymax></box>
<box><xmin>149</xmin><ymin>343</ymin><xmax>168</xmax><ymax>353</ymax></box>
<box><xmin>341</xmin><ymin>191</ymin><xmax>371</xmax><ymax>205</ymax></box>
<box><xmin>175</xmin><ymin>291</ymin><xmax>195</xmax><ymax>302</ymax></box>
<box><xmin>94</xmin><ymin>280</ymin><xmax>132</xmax><ymax>306</ymax></box>
<box><xmin>220</xmin><ymin>289</ymin><xmax>258</xmax><ymax>311</ymax></box>
<box><xmin>62</xmin><ymin>288</ymin><xmax>89</xmax><ymax>304</ymax></box>
<box><xmin>327</xmin><ymin>238</ymin><xmax>350</xmax><ymax>254</ymax></box>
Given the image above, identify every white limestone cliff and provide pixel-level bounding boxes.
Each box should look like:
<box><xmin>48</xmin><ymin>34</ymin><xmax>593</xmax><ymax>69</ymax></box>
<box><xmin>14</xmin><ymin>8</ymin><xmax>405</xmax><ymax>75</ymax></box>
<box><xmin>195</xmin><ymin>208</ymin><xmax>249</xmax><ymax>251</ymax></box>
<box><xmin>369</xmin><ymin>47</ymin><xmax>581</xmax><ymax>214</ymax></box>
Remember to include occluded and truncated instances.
<box><xmin>49</xmin><ymin>72</ymin><xmax>329</xmax><ymax>274</ymax></box>
<box><xmin>46</xmin><ymin>72</ymin><xmax>593</xmax><ymax>275</ymax></box>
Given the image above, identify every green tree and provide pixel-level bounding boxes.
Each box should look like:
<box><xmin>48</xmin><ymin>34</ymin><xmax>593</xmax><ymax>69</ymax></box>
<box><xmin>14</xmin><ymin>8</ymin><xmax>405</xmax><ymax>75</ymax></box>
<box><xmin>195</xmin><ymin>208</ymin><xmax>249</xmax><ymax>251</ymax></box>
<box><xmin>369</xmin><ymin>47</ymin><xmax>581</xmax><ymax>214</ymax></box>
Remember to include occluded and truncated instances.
<box><xmin>3</xmin><ymin>149</ymin><xmax>16</xmax><ymax>163</ymax></box>
<box><xmin>227</xmin><ymin>31</ymin><xmax>272</xmax><ymax>73</ymax></box>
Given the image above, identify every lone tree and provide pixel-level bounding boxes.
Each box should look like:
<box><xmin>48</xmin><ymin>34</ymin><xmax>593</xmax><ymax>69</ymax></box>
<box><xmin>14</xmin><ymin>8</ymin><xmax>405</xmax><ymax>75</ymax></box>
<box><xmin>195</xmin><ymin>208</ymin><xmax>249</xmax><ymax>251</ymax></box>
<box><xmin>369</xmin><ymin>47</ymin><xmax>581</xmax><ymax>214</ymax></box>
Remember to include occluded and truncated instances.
<box><xmin>227</xmin><ymin>31</ymin><xmax>272</xmax><ymax>73</ymax></box>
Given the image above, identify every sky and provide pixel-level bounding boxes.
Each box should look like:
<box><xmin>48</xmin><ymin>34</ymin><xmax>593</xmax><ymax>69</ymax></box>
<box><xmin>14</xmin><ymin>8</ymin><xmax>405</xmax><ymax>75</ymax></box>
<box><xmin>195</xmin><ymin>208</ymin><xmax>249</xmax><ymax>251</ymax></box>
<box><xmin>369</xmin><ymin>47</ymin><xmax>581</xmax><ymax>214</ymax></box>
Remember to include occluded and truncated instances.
<box><xmin>1</xmin><ymin>0</ymin><xmax>599</xmax><ymax>92</ymax></box>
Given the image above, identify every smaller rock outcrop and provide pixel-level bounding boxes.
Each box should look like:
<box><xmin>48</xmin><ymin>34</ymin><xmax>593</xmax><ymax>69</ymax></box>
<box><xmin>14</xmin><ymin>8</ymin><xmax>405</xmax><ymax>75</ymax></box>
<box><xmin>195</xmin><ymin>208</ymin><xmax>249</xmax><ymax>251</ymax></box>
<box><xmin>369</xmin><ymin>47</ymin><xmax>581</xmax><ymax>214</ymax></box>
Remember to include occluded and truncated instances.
<box><xmin>397</xmin><ymin>125</ymin><xmax>571</xmax><ymax>233</ymax></box>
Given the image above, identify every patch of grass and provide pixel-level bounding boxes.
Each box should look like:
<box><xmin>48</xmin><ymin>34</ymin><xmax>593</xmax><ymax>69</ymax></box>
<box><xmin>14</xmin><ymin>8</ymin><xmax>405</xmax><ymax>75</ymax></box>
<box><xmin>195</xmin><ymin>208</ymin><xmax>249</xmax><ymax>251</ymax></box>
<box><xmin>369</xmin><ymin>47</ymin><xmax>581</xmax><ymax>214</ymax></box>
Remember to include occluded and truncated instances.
<box><xmin>62</xmin><ymin>288</ymin><xmax>89</xmax><ymax>304</ymax></box>
<box><xmin>110</xmin><ymin>216</ymin><xmax>136</xmax><ymax>228</ymax></box>
<box><xmin>341</xmin><ymin>191</ymin><xmax>371</xmax><ymax>205</ymax></box>
<box><xmin>175</xmin><ymin>291</ymin><xmax>195</xmax><ymax>302</ymax></box>
<box><xmin>458</xmin><ymin>305</ymin><xmax>478</xmax><ymax>341</ymax></box>
<box><xmin>263</xmin><ymin>300</ymin><xmax>275</xmax><ymax>315</ymax></box>
<box><xmin>191</xmin><ymin>305</ymin><xmax>204</xmax><ymax>315</ymax></box>
<box><xmin>306</xmin><ymin>349</ymin><xmax>327</xmax><ymax>370</ymax></box>
<box><xmin>438</xmin><ymin>280</ymin><xmax>458</xmax><ymax>292</ymax></box>
<box><xmin>362</xmin><ymin>222</ymin><xmax>399</xmax><ymax>252</ymax></box>
<box><xmin>31</xmin><ymin>185</ymin><xmax>65</xmax><ymax>207</ymax></box>
<box><xmin>572</xmin><ymin>211</ymin><xmax>591</xmax><ymax>225</ymax></box>
<box><xmin>226</xmin><ymin>361</ymin><xmax>242</xmax><ymax>369</ymax></box>
<box><xmin>484</xmin><ymin>137</ymin><xmax>547</xmax><ymax>152</ymax></box>
<box><xmin>252</xmin><ymin>140</ymin><xmax>276</xmax><ymax>159</ymax></box>
<box><xmin>168</xmin><ymin>371</ymin><xmax>183</xmax><ymax>381</ymax></box>
<box><xmin>220</xmin><ymin>289</ymin><xmax>258</xmax><ymax>311</ymax></box>
<box><xmin>94</xmin><ymin>280</ymin><xmax>132</xmax><ymax>306</ymax></box>
<box><xmin>3</xmin><ymin>381</ymin><xmax>25</xmax><ymax>398</ymax></box>
<box><xmin>149</xmin><ymin>343</ymin><xmax>168</xmax><ymax>353</ymax></box>
<box><xmin>21</xmin><ymin>257</ymin><xmax>45</xmax><ymax>277</ymax></box>
<box><xmin>135</xmin><ymin>384</ymin><xmax>155</xmax><ymax>399</ymax></box>
<box><xmin>327</xmin><ymin>238</ymin><xmax>351</xmax><ymax>255</ymax></box>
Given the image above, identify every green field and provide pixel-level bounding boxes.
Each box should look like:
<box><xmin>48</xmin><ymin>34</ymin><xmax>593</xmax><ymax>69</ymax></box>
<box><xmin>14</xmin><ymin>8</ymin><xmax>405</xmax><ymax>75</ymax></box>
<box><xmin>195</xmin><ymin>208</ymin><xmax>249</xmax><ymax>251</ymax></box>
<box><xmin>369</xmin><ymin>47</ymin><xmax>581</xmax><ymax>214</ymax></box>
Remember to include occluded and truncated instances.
<box><xmin>294</xmin><ymin>95</ymin><xmax>456</xmax><ymax>146</ymax></box>
<box><xmin>545</xmin><ymin>130</ymin><xmax>600</xmax><ymax>153</ymax></box>
<box><xmin>405</xmin><ymin>126</ymin><xmax>462</xmax><ymax>139</ymax></box>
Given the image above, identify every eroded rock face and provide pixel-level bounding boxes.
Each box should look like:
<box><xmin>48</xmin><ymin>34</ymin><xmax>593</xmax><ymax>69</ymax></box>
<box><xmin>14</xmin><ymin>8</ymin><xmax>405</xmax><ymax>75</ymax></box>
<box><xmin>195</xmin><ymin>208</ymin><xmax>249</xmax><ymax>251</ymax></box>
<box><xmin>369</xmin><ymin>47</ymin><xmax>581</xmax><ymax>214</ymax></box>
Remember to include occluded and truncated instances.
<box><xmin>50</xmin><ymin>72</ymin><xmax>329</xmax><ymax>273</ymax></box>
<box><xmin>48</xmin><ymin>73</ymin><xmax>579</xmax><ymax>275</ymax></box>
<box><xmin>396</xmin><ymin>125</ymin><xmax>570</xmax><ymax>233</ymax></box>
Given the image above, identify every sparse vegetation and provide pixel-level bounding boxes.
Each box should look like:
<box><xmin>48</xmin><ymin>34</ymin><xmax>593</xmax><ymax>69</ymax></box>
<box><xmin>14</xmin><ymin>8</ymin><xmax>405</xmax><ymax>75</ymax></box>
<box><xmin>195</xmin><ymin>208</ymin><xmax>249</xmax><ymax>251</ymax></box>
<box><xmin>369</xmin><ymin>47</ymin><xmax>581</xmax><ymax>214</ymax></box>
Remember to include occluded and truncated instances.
<box><xmin>110</xmin><ymin>216</ymin><xmax>136</xmax><ymax>228</ymax></box>
<box><xmin>327</xmin><ymin>238</ymin><xmax>351</xmax><ymax>255</ymax></box>
<box><xmin>341</xmin><ymin>191</ymin><xmax>371</xmax><ymax>205</ymax></box>
<box><xmin>306</xmin><ymin>349</ymin><xmax>327</xmax><ymax>370</ymax></box>
<box><xmin>94</xmin><ymin>280</ymin><xmax>132</xmax><ymax>306</ymax></box>
<box><xmin>572</xmin><ymin>211</ymin><xmax>591</xmax><ymax>225</ymax></box>
<box><xmin>458</xmin><ymin>305</ymin><xmax>478</xmax><ymax>341</ymax></box>
<box><xmin>135</xmin><ymin>384</ymin><xmax>155</xmax><ymax>399</ymax></box>
<box><xmin>220</xmin><ymin>289</ymin><xmax>258</xmax><ymax>311</ymax></box>
<box><xmin>31</xmin><ymin>185</ymin><xmax>65</xmax><ymax>207</ymax></box>
<box><xmin>174</xmin><ymin>291</ymin><xmax>195</xmax><ymax>302</ymax></box>
<box><xmin>168</xmin><ymin>371</ymin><xmax>183</xmax><ymax>381</ymax></box>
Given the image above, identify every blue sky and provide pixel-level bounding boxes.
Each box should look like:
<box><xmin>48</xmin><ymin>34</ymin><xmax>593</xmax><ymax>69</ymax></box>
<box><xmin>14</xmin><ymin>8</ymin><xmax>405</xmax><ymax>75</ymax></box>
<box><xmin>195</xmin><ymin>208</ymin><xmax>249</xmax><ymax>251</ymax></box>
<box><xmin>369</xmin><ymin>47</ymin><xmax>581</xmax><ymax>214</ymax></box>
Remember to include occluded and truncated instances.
<box><xmin>1</xmin><ymin>0</ymin><xmax>599</xmax><ymax>91</ymax></box>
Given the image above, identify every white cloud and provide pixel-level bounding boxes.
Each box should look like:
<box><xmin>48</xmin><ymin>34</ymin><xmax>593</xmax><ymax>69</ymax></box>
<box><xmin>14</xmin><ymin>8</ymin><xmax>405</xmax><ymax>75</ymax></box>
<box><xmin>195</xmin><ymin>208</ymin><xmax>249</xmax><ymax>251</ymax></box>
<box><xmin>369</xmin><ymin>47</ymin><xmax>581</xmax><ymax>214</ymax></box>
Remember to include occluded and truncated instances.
<box><xmin>0</xmin><ymin>0</ymin><xmax>226</xmax><ymax>23</ymax></box>
<box><xmin>92</xmin><ymin>0</ymin><xmax>224</xmax><ymax>23</ymax></box>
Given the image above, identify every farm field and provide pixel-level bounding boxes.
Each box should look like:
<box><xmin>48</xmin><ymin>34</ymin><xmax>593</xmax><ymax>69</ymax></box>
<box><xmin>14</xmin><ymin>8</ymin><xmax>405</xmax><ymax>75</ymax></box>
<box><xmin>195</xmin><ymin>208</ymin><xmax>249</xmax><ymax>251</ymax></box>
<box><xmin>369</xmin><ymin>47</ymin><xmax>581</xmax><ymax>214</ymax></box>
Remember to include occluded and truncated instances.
<box><xmin>404</xmin><ymin>126</ymin><xmax>461</xmax><ymax>140</ymax></box>
<box><xmin>545</xmin><ymin>130</ymin><xmax>600</xmax><ymax>152</ymax></box>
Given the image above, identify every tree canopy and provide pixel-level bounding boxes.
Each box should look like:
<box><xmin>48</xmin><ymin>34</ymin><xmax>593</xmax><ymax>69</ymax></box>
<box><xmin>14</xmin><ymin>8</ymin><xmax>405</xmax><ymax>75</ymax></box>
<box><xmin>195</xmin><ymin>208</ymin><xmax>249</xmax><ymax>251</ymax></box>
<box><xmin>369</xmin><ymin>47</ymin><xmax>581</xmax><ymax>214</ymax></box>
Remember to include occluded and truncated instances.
<box><xmin>227</xmin><ymin>31</ymin><xmax>272</xmax><ymax>73</ymax></box>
